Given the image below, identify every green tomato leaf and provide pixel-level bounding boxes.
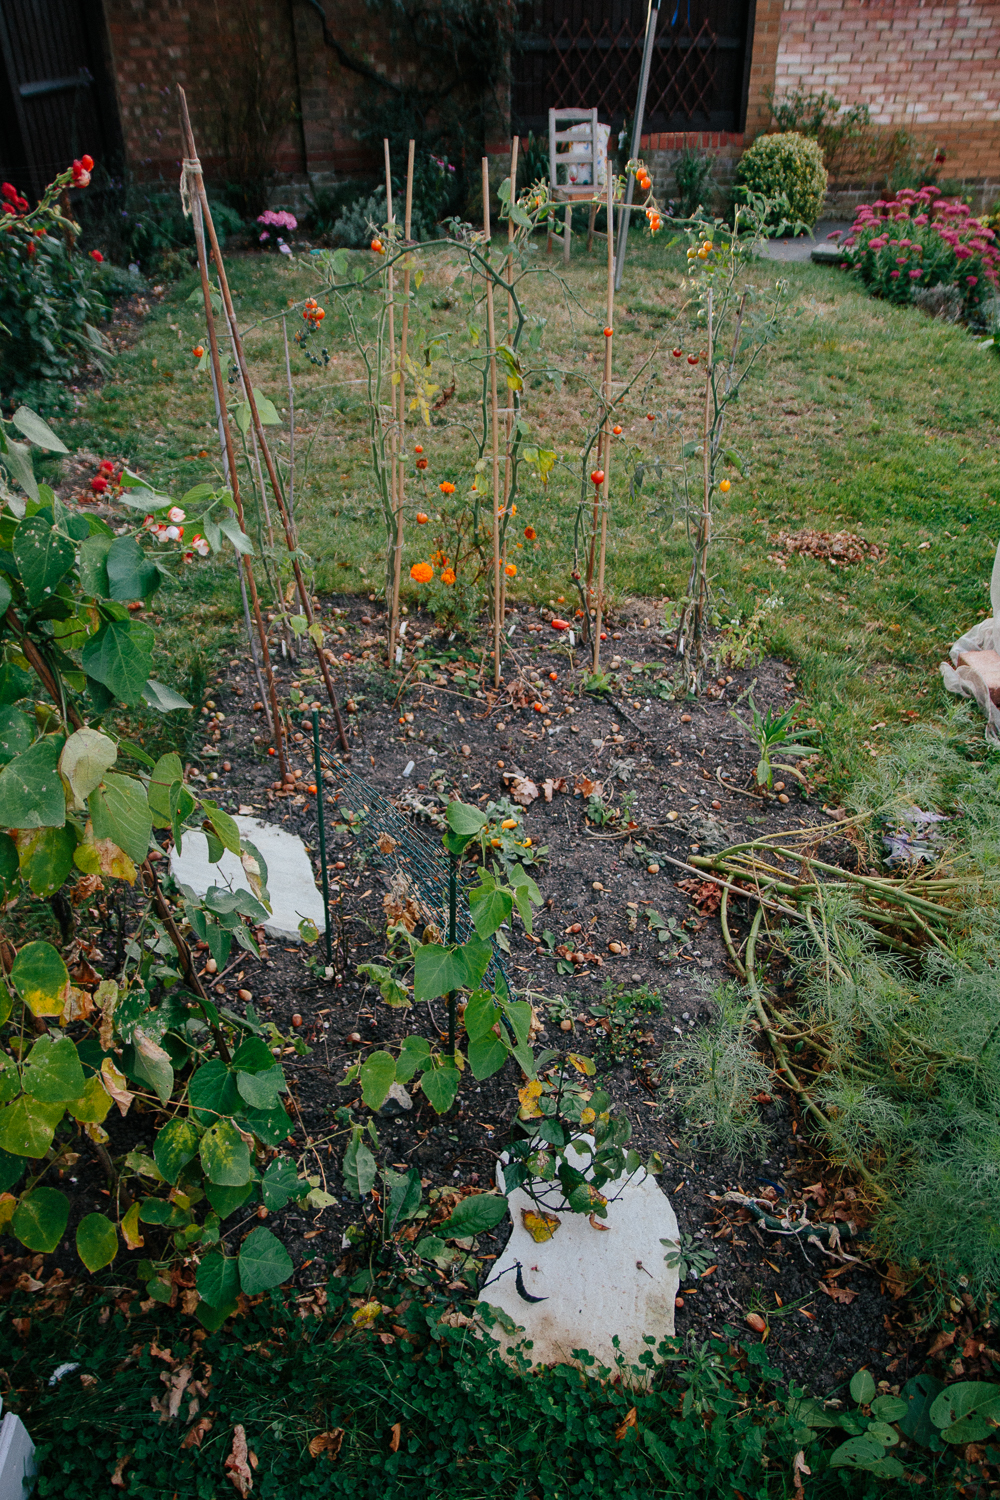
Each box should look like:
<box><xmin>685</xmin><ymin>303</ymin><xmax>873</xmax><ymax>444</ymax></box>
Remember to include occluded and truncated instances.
<box><xmin>0</xmin><ymin>737</ymin><xmax>66</xmax><ymax>829</ymax></box>
<box><xmin>12</xmin><ymin>515</ymin><xmax>75</xmax><ymax>607</ymax></box>
<box><xmin>22</xmin><ymin>1035</ymin><xmax>86</xmax><ymax>1103</ymax></box>
<box><xmin>153</xmin><ymin>1116</ymin><xmax>201</xmax><ymax>1184</ymax></box>
<box><xmin>437</xmin><ymin>1192</ymin><xmax>509</xmax><ymax>1237</ymax></box>
<box><xmin>238</xmin><ymin>1226</ymin><xmax>293</xmax><ymax>1294</ymax></box>
<box><xmin>12</xmin><ymin>1186</ymin><xmax>69</xmax><ymax>1252</ymax></box>
<box><xmin>360</xmin><ymin>1050</ymin><xmax>396</xmax><ymax>1111</ymax></box>
<box><xmin>81</xmin><ymin>619</ymin><xmax>154</xmax><ymax>706</ymax></box>
<box><xmin>75</xmin><ymin>1212</ymin><xmax>118</xmax><ymax>1271</ymax></box>
<box><xmin>196</xmin><ymin>1251</ymin><xmax>240</xmax><ymax>1310</ymax></box>
<box><xmin>200</xmin><ymin>1118</ymin><xmax>252</xmax><ymax>1187</ymax></box>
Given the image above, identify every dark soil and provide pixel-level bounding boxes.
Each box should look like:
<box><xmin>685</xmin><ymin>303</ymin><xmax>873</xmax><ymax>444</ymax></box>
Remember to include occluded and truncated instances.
<box><xmin>140</xmin><ymin>590</ymin><xmax>920</xmax><ymax>1399</ymax></box>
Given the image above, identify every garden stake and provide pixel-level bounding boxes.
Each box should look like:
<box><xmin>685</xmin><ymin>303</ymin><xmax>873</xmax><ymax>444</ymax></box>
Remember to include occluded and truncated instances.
<box><xmin>592</xmin><ymin>171</ymin><xmax>615</xmax><ymax>671</ymax></box>
<box><xmin>205</xmin><ymin>322</ymin><xmax>273</xmax><ymax>732</ymax></box>
<box><xmin>391</xmin><ymin>139</ymin><xmax>415</xmax><ymax>671</ymax></box>
<box><xmin>448</xmin><ymin>851</ymin><xmax>458</xmax><ymax>1059</ymax></box>
<box><xmin>483</xmin><ymin>156</ymin><xmax>502</xmax><ymax>687</ymax></box>
<box><xmin>684</xmin><ymin>286</ymin><xmax>714</xmax><ymax>687</ymax></box>
<box><xmin>500</xmin><ymin>133</ymin><xmax>520</xmax><ymax>626</ymax></box>
<box><xmin>181</xmin><ymin>126</ymin><xmax>286</xmax><ymax>776</ymax></box>
<box><xmin>385</xmin><ymin>139</ymin><xmax>401</xmax><ymax>668</ymax></box>
<box><xmin>179</xmin><ymin>89</ymin><xmax>350</xmax><ymax>758</ymax></box>
<box><xmin>283</xmin><ymin>315</ymin><xmax>295</xmax><ymax>526</ymax></box>
<box><xmin>312</xmin><ymin>708</ymin><xmax>332</xmax><ymax>964</ymax></box>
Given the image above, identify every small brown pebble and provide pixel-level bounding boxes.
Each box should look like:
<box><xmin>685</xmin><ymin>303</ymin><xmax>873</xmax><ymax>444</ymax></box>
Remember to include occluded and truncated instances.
<box><xmin>773</xmin><ymin>781</ymin><xmax>785</xmax><ymax>792</ymax></box>
<box><xmin>291</xmin><ymin>1013</ymin><xmax>303</xmax><ymax>1027</ymax></box>
<box><xmin>257</xmin><ymin>1205</ymin><xmax>268</xmax><ymax>1219</ymax></box>
<box><xmin>646</xmin><ymin>863</ymin><xmax>659</xmax><ymax>875</ymax></box>
<box><xmin>592</xmin><ymin>881</ymin><xmax>604</xmax><ymax>891</ymax></box>
<box><xmin>222</xmin><ymin>761</ymin><xmax>232</xmax><ymax>772</ymax></box>
<box><xmin>238</xmin><ymin>988</ymin><xmax>252</xmax><ymax>1002</ymax></box>
<box><xmin>778</xmin><ymin>793</ymin><xmax>790</xmax><ymax>805</ymax></box>
<box><xmin>680</xmin><ymin>713</ymin><xmax>692</xmax><ymax>723</ymax></box>
<box><xmin>253</xmin><ymin>701</ymin><xmax>263</xmax><ymax>711</ymax></box>
<box><xmin>568</xmin><ymin>922</ymin><xmax>582</xmax><ymax>934</ymax></box>
<box><xmin>711</xmin><ymin>799</ymin><xmax>721</xmax><ymax>810</ymax></box>
<box><xmin>746</xmin><ymin>1313</ymin><xmax>767</xmax><ymax>1335</ymax></box>
<box><xmin>496</xmin><ymin>760</ymin><xmax>505</xmax><ymax>769</ymax></box>
<box><xmin>461</xmin><ymin>744</ymin><xmax>471</xmax><ymax>757</ymax></box>
<box><xmin>560</xmin><ymin>1019</ymin><xmax>573</xmax><ymax>1032</ymax></box>
<box><xmin>205</xmin><ymin>959</ymin><xmax>218</xmax><ymax>975</ymax></box>
<box><xmin>675</xmin><ymin>1297</ymin><xmax>684</xmax><ymax>1309</ymax></box>
<box><xmin>346</xmin><ymin>1030</ymin><xmax>361</xmax><ymax>1043</ymax></box>
<box><xmin>346</xmin><ymin>700</ymin><xmax>358</xmax><ymax>712</ymax></box>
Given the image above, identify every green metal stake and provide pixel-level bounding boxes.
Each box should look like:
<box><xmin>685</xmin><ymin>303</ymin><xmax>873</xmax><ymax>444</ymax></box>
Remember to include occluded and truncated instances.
<box><xmin>447</xmin><ymin>851</ymin><xmax>458</xmax><ymax>1059</ymax></box>
<box><xmin>311</xmin><ymin>709</ymin><xmax>332</xmax><ymax>964</ymax></box>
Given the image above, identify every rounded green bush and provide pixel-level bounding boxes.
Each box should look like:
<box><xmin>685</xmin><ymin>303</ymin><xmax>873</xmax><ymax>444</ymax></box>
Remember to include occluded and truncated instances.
<box><xmin>734</xmin><ymin>131</ymin><xmax>828</xmax><ymax>231</ymax></box>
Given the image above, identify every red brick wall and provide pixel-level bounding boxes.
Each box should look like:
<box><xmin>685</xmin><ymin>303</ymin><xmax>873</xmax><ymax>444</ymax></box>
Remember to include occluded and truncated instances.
<box><xmin>771</xmin><ymin>0</ymin><xmax>1000</xmax><ymax>181</ymax></box>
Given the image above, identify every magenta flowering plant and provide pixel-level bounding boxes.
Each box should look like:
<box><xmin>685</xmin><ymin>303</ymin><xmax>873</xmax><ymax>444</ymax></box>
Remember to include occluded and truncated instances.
<box><xmin>835</xmin><ymin>187</ymin><xmax>999</xmax><ymax>318</ymax></box>
<box><xmin>257</xmin><ymin>209</ymin><xmax>297</xmax><ymax>245</ymax></box>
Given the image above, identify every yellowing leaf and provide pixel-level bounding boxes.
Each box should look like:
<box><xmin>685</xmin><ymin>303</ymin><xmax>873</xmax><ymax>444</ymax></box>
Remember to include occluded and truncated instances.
<box><xmin>68</xmin><ymin>1074</ymin><xmax>113</xmax><ymax>1124</ymax></box>
<box><xmin>517</xmin><ymin>1079</ymin><xmax>543</xmax><ymax>1120</ymax></box>
<box><xmin>568</xmin><ymin>1053</ymin><xmax>596</xmax><ymax>1076</ymax></box>
<box><xmin>579</xmin><ymin>1107</ymin><xmax>596</xmax><ymax>1125</ymax></box>
<box><xmin>0</xmin><ymin>1193</ymin><xmax>15</xmax><ymax>1230</ymax></box>
<box><xmin>101</xmin><ymin>1058</ymin><xmax>134</xmax><ymax>1117</ymax></box>
<box><xmin>352</xmin><ymin>1299</ymin><xmax>382</xmax><ymax>1327</ymax></box>
<box><xmin>121</xmin><ymin>1200</ymin><xmax>144</xmax><ymax>1250</ymax></box>
<box><xmin>521</xmin><ymin>1208</ymin><xmax>559</xmax><ymax>1243</ymax></box>
<box><xmin>61</xmin><ymin>985</ymin><xmax>94</xmax><ymax>1024</ymax></box>
<box><xmin>95</xmin><ymin>979</ymin><xmax>118</xmax><ymax>1052</ymax></box>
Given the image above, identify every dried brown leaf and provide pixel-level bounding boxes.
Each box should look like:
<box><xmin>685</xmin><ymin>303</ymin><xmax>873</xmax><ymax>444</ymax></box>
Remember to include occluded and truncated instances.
<box><xmin>225</xmin><ymin>1425</ymin><xmax>254</xmax><ymax>1494</ymax></box>
<box><xmin>817</xmin><ymin>1281</ymin><xmax>858</xmax><ymax>1306</ymax></box>
<box><xmin>308</xmin><ymin>1429</ymin><xmax>345</xmax><ymax>1461</ymax></box>
<box><xmin>388</xmin><ymin>1422</ymin><xmax>401</xmax><ymax>1453</ymax></box>
<box><xmin>181</xmin><ymin>1415</ymin><xmax>213</xmax><ymax>1450</ymax></box>
<box><xmin>613</xmin><ymin>1406</ymin><xmax>637</xmax><ymax>1441</ymax></box>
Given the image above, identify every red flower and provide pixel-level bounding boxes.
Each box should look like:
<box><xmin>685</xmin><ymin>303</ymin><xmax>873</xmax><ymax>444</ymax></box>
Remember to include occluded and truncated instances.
<box><xmin>1</xmin><ymin>183</ymin><xmax>16</xmax><ymax>202</ymax></box>
<box><xmin>98</xmin><ymin>460</ymin><xmax>115</xmax><ymax>474</ymax></box>
<box><xmin>90</xmin><ymin>476</ymin><xmax>108</xmax><ymax>493</ymax></box>
<box><xmin>81</xmin><ymin>155</ymin><xmax>94</xmax><ymax>172</ymax></box>
<box><xmin>89</xmin><ymin>250</ymin><xmax>103</xmax><ymax>263</ymax></box>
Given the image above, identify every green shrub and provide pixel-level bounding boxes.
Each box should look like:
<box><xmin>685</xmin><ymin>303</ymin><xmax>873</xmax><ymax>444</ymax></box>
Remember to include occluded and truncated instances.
<box><xmin>734</xmin><ymin>131</ymin><xmax>828</xmax><ymax>231</ymax></box>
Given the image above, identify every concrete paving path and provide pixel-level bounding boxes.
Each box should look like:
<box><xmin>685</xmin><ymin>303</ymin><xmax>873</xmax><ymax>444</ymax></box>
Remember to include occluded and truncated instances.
<box><xmin>757</xmin><ymin>219</ymin><xmax>853</xmax><ymax>262</ymax></box>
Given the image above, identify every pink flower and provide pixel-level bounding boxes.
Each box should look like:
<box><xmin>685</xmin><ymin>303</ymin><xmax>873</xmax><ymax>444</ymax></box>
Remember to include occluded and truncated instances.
<box><xmin>909</xmin><ymin>268</ymin><xmax>922</xmax><ymax>279</ymax></box>
<box><xmin>914</xmin><ymin>214</ymin><xmax>928</xmax><ymax>225</ymax></box>
<box><xmin>259</xmin><ymin>231</ymin><xmax>270</xmax><ymax>242</ymax></box>
<box><xmin>167</xmin><ymin>506</ymin><xmax>185</xmax><ymax>524</ymax></box>
<box><xmin>954</xmin><ymin>245</ymin><xmax>973</xmax><ymax>260</ymax></box>
<box><xmin>967</xmin><ymin>275</ymin><xmax>979</xmax><ymax>285</ymax></box>
<box><xmin>257</xmin><ymin>209</ymin><xmax>297</xmax><ymax>231</ymax></box>
<box><xmin>890</xmin><ymin>270</ymin><xmax>900</xmax><ymax>279</ymax></box>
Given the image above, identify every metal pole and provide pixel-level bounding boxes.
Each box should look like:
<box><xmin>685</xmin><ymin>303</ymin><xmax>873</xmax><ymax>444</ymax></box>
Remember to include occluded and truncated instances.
<box><xmin>312</xmin><ymin>708</ymin><xmax>332</xmax><ymax>963</ymax></box>
<box><xmin>447</xmin><ymin>853</ymin><xmax>458</xmax><ymax>1058</ymax></box>
<box><xmin>614</xmin><ymin>0</ymin><xmax>662</xmax><ymax>291</ymax></box>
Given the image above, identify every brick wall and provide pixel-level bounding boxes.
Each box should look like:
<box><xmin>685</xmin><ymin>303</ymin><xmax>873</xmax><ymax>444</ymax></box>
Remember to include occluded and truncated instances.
<box><xmin>769</xmin><ymin>0</ymin><xmax>1000</xmax><ymax>182</ymax></box>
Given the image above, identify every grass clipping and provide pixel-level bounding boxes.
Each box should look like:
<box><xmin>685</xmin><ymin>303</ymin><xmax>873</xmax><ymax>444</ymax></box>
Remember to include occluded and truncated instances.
<box><xmin>659</xmin><ymin>709</ymin><xmax>1000</xmax><ymax>1302</ymax></box>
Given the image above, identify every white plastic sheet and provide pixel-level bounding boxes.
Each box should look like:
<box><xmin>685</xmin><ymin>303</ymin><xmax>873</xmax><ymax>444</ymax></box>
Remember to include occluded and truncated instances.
<box><xmin>940</xmin><ymin>537</ymin><xmax>1000</xmax><ymax>741</ymax></box>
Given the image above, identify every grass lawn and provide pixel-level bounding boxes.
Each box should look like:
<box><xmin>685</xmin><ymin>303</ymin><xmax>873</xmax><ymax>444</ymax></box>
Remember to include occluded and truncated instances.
<box><xmin>65</xmin><ymin>229</ymin><xmax>1000</xmax><ymax>785</ymax></box>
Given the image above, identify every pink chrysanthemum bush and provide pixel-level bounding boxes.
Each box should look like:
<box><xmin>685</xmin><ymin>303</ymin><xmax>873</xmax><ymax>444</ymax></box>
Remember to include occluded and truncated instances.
<box><xmin>836</xmin><ymin>187</ymin><xmax>999</xmax><ymax>319</ymax></box>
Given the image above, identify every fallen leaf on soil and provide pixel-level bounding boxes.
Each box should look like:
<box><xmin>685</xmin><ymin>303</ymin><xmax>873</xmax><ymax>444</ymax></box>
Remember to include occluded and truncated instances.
<box><xmin>926</xmin><ymin>1326</ymin><xmax>957</xmax><ymax>1358</ymax></box>
<box><xmin>614</xmin><ymin>1406</ymin><xmax>637</xmax><ymax>1441</ymax></box>
<box><xmin>541</xmin><ymin>777</ymin><xmax>566</xmax><ymax>802</ymax></box>
<box><xmin>110</xmin><ymin>1454</ymin><xmax>131</xmax><ymax>1488</ymax></box>
<box><xmin>377</xmin><ymin>833</ymin><xmax>397</xmax><ymax>855</ymax></box>
<box><xmin>181</xmin><ymin>1416</ymin><xmax>213</xmax><ymax>1450</ymax></box>
<box><xmin>308</xmin><ymin>1429</ymin><xmax>345</xmax><ymax>1461</ymax></box>
<box><xmin>818</xmin><ymin>1281</ymin><xmax>858</xmax><ymax>1305</ymax></box>
<box><xmin>508</xmin><ymin>775</ymin><xmax>539</xmax><ymax>806</ymax></box>
<box><xmin>574</xmin><ymin>775</ymin><xmax>602</xmax><ymax>798</ymax></box>
<box><xmin>225</xmin><ymin>1426</ymin><xmax>254</xmax><ymax>1494</ymax></box>
<box><xmin>801</xmin><ymin>1181</ymin><xmax>828</xmax><ymax>1208</ymax></box>
<box><xmin>352</xmin><ymin>1300</ymin><xmax>382</xmax><ymax>1327</ymax></box>
<box><xmin>792</xmin><ymin>1450</ymin><xmax>812</xmax><ymax>1500</ymax></box>
<box><xmin>521</xmin><ymin>1208</ymin><xmax>560</xmax><ymax>1242</ymax></box>
<box><xmin>676</xmin><ymin>878</ymin><xmax>721</xmax><ymax>915</ymax></box>
<box><xmin>151</xmin><ymin>1363</ymin><xmax>192</xmax><ymax>1421</ymax></box>
<box><xmin>389</xmin><ymin>1423</ymin><xmax>401</xmax><ymax>1453</ymax></box>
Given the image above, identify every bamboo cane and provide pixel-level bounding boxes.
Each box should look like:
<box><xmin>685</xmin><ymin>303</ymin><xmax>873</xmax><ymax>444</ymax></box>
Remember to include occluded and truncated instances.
<box><xmin>483</xmin><ymin>156</ymin><xmax>502</xmax><ymax>688</ymax></box>
<box><xmin>592</xmin><ymin>171</ymin><xmax>615</xmax><ymax>672</ymax></box>
<box><xmin>181</xmin><ymin>126</ymin><xmax>287</xmax><ymax>778</ymax></box>
<box><xmin>389</xmin><ymin>139</ymin><xmax>415</xmax><ymax>671</ymax></box>
<box><xmin>500</xmin><ymin>134</ymin><xmax>519</xmax><ymax>628</ymax></box>
<box><xmin>178</xmin><ymin>89</ymin><xmax>350</xmax><ymax>758</ymax></box>
<box><xmin>384</xmin><ymin>139</ymin><xmax>400</xmax><ymax>668</ymax></box>
<box><xmin>283</xmin><ymin>314</ymin><xmax>295</xmax><ymax>526</ymax></box>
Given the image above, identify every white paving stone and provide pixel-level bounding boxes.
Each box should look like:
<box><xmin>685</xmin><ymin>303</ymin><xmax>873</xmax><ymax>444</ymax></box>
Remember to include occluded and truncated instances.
<box><xmin>168</xmin><ymin>816</ymin><xmax>326</xmax><ymax>944</ymax></box>
<box><xmin>478</xmin><ymin>1146</ymin><xmax>679</xmax><ymax>1384</ymax></box>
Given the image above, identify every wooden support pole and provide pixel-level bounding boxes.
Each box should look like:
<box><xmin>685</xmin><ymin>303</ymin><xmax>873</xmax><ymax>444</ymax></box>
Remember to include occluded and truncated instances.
<box><xmin>178</xmin><ymin>88</ymin><xmax>349</xmax><ymax>758</ymax></box>
<box><xmin>592</xmin><ymin>172</ymin><xmax>615</xmax><ymax>672</ymax></box>
<box><xmin>384</xmin><ymin>139</ymin><xmax>400</xmax><ymax>668</ymax></box>
<box><xmin>500</xmin><ymin>134</ymin><xmax>519</xmax><ymax>627</ymax></box>
<box><xmin>390</xmin><ymin>139</ymin><xmax>415</xmax><ymax>671</ymax></box>
<box><xmin>180</xmin><ymin>111</ymin><xmax>286</xmax><ymax>778</ymax></box>
<box><xmin>483</xmin><ymin>156</ymin><xmax>502</xmax><ymax>689</ymax></box>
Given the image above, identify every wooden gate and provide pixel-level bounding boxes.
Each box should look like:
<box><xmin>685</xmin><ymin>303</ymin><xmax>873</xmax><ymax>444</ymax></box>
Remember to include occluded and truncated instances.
<box><xmin>0</xmin><ymin>0</ymin><xmax>122</xmax><ymax>199</ymax></box>
<box><xmin>514</xmin><ymin>0</ymin><xmax>755</xmax><ymax>137</ymax></box>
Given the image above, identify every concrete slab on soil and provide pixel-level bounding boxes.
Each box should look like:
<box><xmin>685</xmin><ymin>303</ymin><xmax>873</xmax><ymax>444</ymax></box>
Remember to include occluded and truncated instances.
<box><xmin>0</xmin><ymin>1411</ymin><xmax>37</xmax><ymax>1498</ymax></box>
<box><xmin>479</xmin><ymin>1154</ymin><xmax>679</xmax><ymax>1383</ymax></box>
<box><xmin>757</xmin><ymin>220</ymin><xmax>851</xmax><ymax>263</ymax></box>
<box><xmin>168</xmin><ymin>816</ymin><xmax>325</xmax><ymax>944</ymax></box>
